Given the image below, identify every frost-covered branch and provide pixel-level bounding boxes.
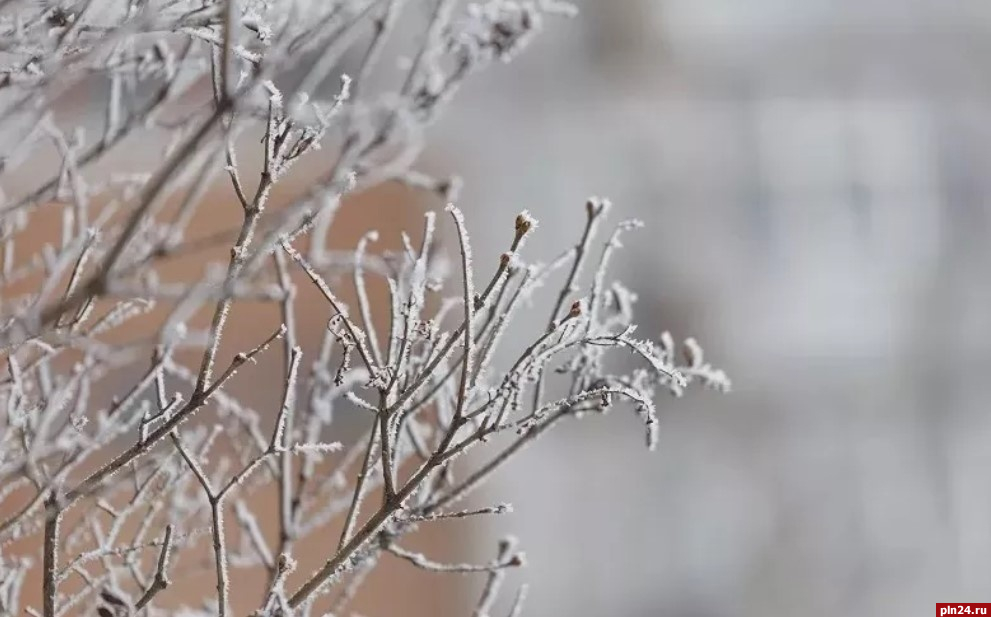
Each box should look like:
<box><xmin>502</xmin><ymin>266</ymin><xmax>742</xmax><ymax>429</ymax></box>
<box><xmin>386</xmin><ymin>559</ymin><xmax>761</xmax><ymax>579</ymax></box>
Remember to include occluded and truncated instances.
<box><xmin>0</xmin><ymin>1</ymin><xmax>728</xmax><ymax>616</ymax></box>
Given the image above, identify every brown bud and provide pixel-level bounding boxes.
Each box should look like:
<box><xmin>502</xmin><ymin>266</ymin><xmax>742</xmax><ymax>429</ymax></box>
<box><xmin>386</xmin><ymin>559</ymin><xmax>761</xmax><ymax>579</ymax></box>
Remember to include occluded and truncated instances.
<box><xmin>568</xmin><ymin>300</ymin><xmax>583</xmax><ymax>318</ymax></box>
<box><xmin>586</xmin><ymin>197</ymin><xmax>611</xmax><ymax>218</ymax></box>
<box><xmin>515</xmin><ymin>211</ymin><xmax>536</xmax><ymax>237</ymax></box>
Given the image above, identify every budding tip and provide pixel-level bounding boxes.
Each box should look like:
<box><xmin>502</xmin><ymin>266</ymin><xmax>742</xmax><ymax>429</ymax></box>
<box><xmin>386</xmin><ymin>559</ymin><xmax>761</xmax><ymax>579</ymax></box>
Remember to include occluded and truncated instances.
<box><xmin>586</xmin><ymin>197</ymin><xmax>612</xmax><ymax>218</ymax></box>
<box><xmin>515</xmin><ymin>210</ymin><xmax>537</xmax><ymax>237</ymax></box>
<box><xmin>568</xmin><ymin>299</ymin><xmax>584</xmax><ymax>318</ymax></box>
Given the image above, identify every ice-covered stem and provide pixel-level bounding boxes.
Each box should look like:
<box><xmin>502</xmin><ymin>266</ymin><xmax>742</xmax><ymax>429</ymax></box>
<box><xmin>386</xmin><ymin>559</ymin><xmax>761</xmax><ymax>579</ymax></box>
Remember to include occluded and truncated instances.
<box><xmin>378</xmin><ymin>389</ymin><xmax>398</xmax><ymax>501</ymax></box>
<box><xmin>193</xmin><ymin>92</ymin><xmax>284</xmax><ymax>396</ymax></box>
<box><xmin>546</xmin><ymin>198</ymin><xmax>608</xmax><ymax>331</ymax></box>
<box><xmin>280</xmin><ymin>238</ymin><xmax>379</xmax><ymax>374</ymax></box>
<box><xmin>172</xmin><ymin>344</ymin><xmax>301</xmax><ymax>616</ymax></box>
<box><xmin>473</xmin><ymin>537</ymin><xmax>519</xmax><ymax>617</ymax></box>
<box><xmin>385</xmin><ymin>541</ymin><xmax>524</xmax><ymax>573</ymax></box>
<box><xmin>272</xmin><ymin>250</ymin><xmax>300</xmax><ymax>563</ymax></box>
<box><xmin>337</xmin><ymin>422</ymin><xmax>381</xmax><ymax>550</ymax></box>
<box><xmin>508</xmin><ymin>584</ymin><xmax>530</xmax><ymax>617</ymax></box>
<box><xmin>31</xmin><ymin>101</ymin><xmax>234</xmax><ymax>345</ymax></box>
<box><xmin>447</xmin><ymin>204</ymin><xmax>475</xmax><ymax>419</ymax></box>
<box><xmin>354</xmin><ymin>231</ymin><xmax>385</xmax><ymax>367</ymax></box>
<box><xmin>61</xmin><ymin>323</ymin><xmax>286</xmax><ymax>506</ymax></box>
<box><xmin>42</xmin><ymin>495</ymin><xmax>60</xmax><ymax>617</ymax></box>
<box><xmin>133</xmin><ymin>524</ymin><xmax>175</xmax><ymax>611</ymax></box>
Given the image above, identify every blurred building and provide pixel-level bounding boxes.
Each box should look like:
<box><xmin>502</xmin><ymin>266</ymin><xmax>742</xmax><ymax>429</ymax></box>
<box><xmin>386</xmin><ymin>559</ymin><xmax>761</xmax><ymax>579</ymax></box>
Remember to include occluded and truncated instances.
<box><xmin>429</xmin><ymin>1</ymin><xmax>991</xmax><ymax>615</ymax></box>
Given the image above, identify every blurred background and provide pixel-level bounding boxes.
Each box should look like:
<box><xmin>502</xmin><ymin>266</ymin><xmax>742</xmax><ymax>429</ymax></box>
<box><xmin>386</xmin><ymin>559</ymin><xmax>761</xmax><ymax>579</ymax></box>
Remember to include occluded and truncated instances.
<box><xmin>422</xmin><ymin>1</ymin><xmax>991</xmax><ymax>615</ymax></box>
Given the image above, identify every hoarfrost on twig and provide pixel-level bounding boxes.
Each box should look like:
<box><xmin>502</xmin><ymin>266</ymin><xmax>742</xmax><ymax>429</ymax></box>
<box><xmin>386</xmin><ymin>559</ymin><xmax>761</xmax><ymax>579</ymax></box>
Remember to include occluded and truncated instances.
<box><xmin>0</xmin><ymin>1</ymin><xmax>727</xmax><ymax>615</ymax></box>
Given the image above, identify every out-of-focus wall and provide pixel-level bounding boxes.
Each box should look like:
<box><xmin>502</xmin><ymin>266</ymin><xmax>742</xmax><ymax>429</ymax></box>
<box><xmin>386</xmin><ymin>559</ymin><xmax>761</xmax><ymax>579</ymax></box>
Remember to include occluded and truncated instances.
<box><xmin>428</xmin><ymin>1</ymin><xmax>991</xmax><ymax>615</ymax></box>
